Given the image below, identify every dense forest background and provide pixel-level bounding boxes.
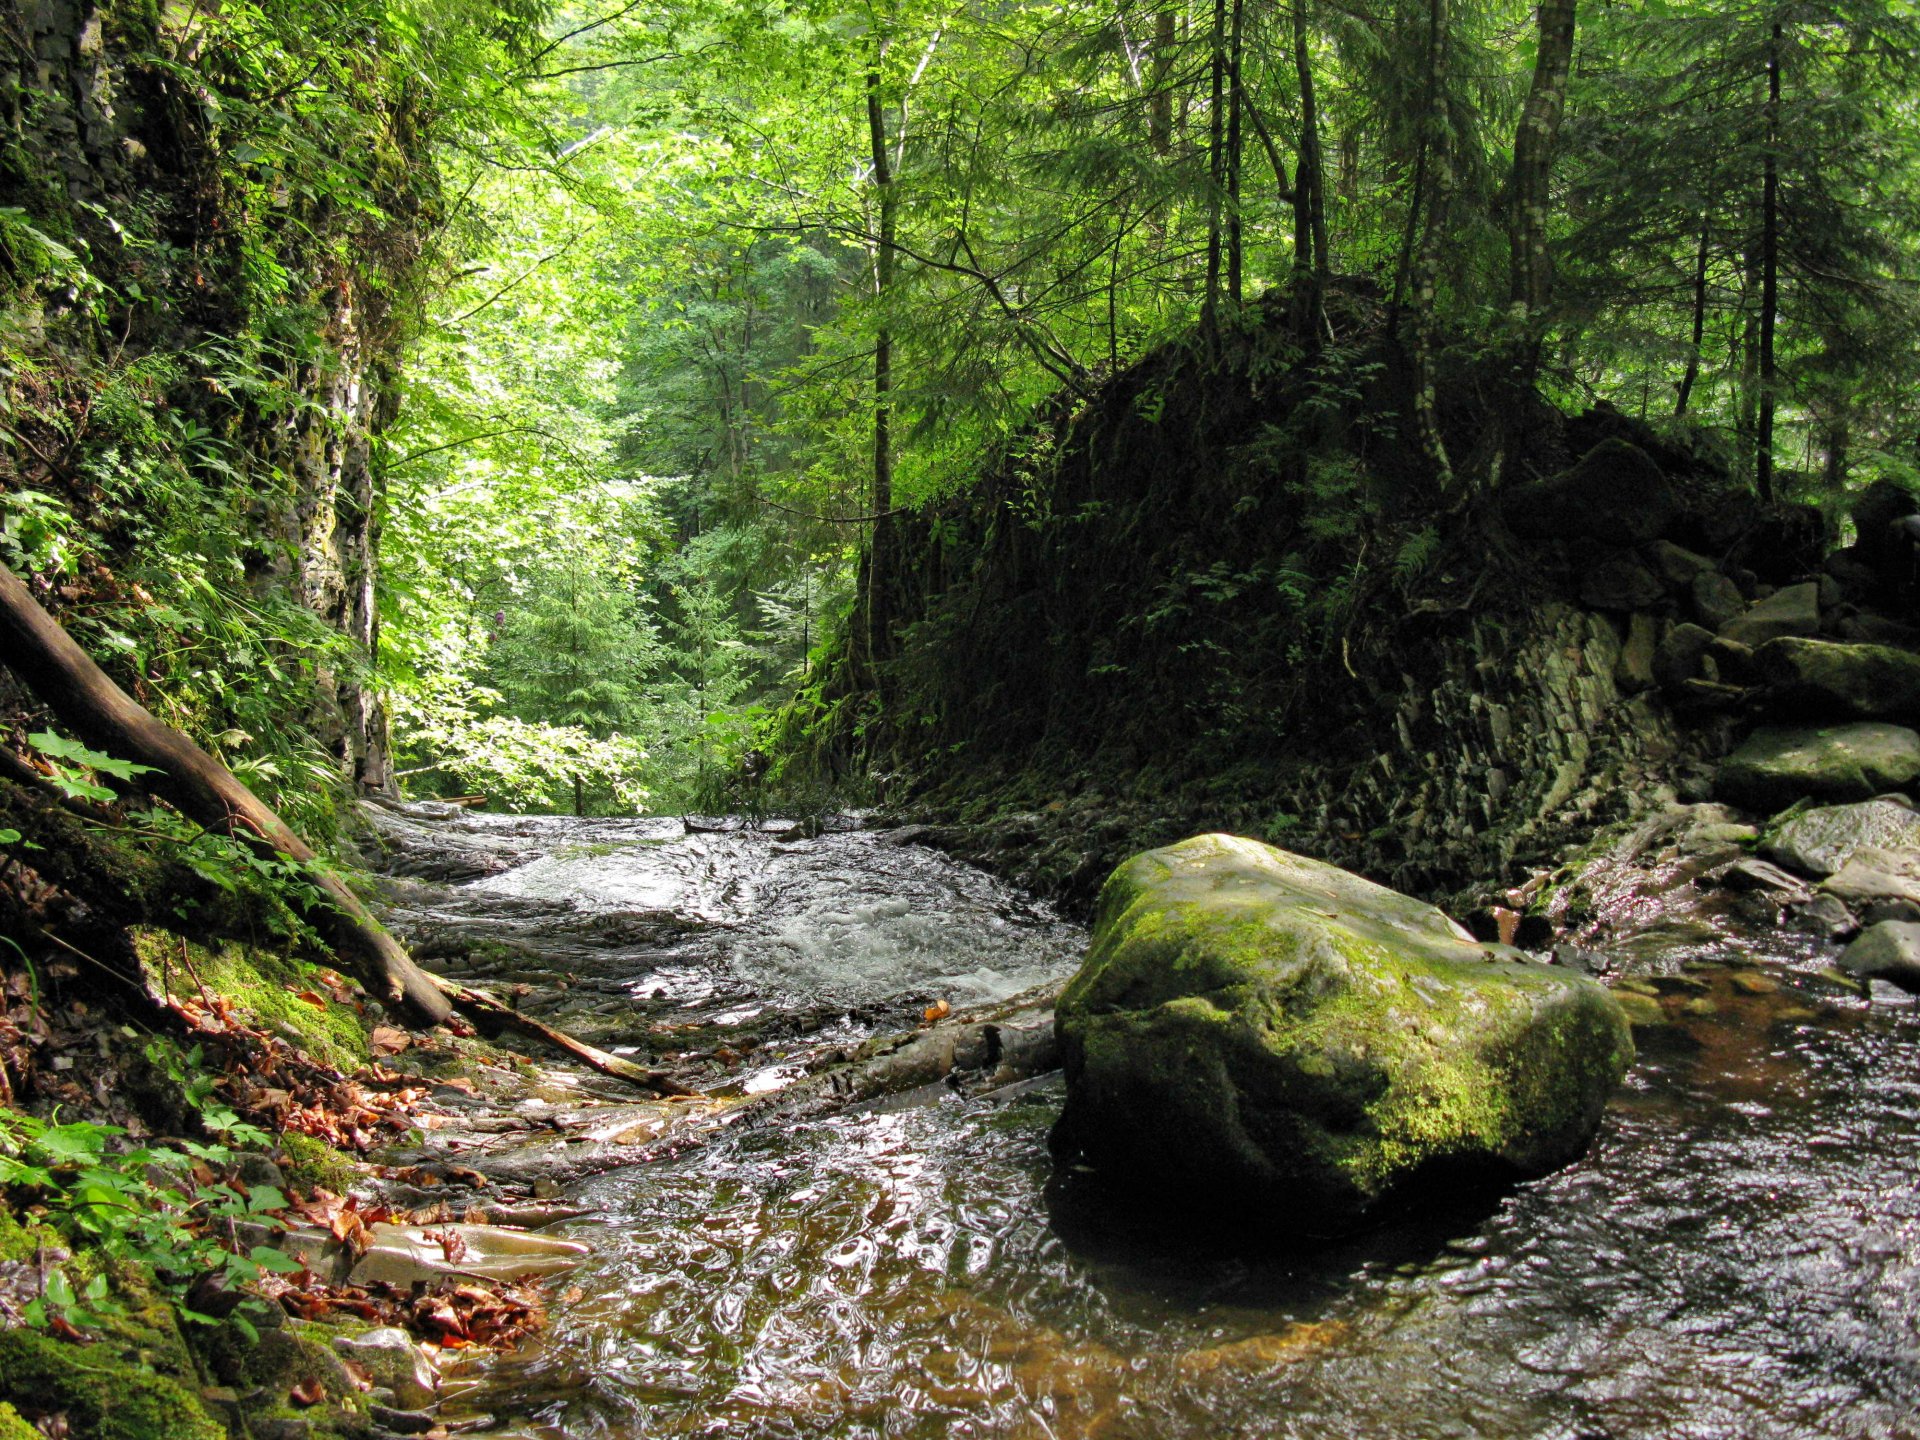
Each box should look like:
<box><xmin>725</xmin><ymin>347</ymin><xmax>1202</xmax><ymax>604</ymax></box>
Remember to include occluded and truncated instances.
<box><xmin>3</xmin><ymin>0</ymin><xmax>1917</xmax><ymax>828</ymax></box>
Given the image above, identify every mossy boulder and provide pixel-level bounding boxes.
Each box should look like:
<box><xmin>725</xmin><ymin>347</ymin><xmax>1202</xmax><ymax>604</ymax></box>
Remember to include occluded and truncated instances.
<box><xmin>1714</xmin><ymin>724</ymin><xmax>1920</xmax><ymax>811</ymax></box>
<box><xmin>1500</xmin><ymin>438</ymin><xmax>1676</xmax><ymax>544</ymax></box>
<box><xmin>1754</xmin><ymin>636</ymin><xmax>1920</xmax><ymax>722</ymax></box>
<box><xmin>1051</xmin><ymin>835</ymin><xmax>1635</xmax><ymax>1234</ymax></box>
<box><xmin>0</xmin><ymin>1328</ymin><xmax>223</xmax><ymax>1440</ymax></box>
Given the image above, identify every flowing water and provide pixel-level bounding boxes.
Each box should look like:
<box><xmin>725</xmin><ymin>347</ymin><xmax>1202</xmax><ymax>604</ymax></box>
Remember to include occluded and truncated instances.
<box><xmin>374</xmin><ymin>808</ymin><xmax>1920</xmax><ymax>1440</ymax></box>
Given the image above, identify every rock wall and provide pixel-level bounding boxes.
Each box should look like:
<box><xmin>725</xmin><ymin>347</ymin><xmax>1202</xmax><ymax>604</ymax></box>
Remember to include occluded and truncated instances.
<box><xmin>0</xmin><ymin>0</ymin><xmax>423</xmax><ymax>790</ymax></box>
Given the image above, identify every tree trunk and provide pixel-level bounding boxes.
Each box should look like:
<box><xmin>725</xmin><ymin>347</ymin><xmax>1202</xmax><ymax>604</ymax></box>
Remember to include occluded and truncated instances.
<box><xmin>0</xmin><ymin>560</ymin><xmax>453</xmax><ymax>1027</ymax></box>
<box><xmin>865</xmin><ymin>59</ymin><xmax>897</xmax><ymax>666</ymax></box>
<box><xmin>1292</xmin><ymin>0</ymin><xmax>1328</xmax><ymax>338</ymax></box>
<box><xmin>1508</xmin><ymin>0</ymin><xmax>1577</xmax><ymax>329</ymax></box>
<box><xmin>1675</xmin><ymin>212</ymin><xmax>1711</xmax><ymax>416</ymax></box>
<box><xmin>1411</xmin><ymin>0</ymin><xmax>1456</xmax><ymax>489</ymax></box>
<box><xmin>1225</xmin><ymin>0</ymin><xmax>1245</xmax><ymax>305</ymax></box>
<box><xmin>1203</xmin><ymin>0</ymin><xmax>1227</xmax><ymax>327</ymax></box>
<box><xmin>1150</xmin><ymin>6</ymin><xmax>1175</xmax><ymax>156</ymax></box>
<box><xmin>1756</xmin><ymin>18</ymin><xmax>1782</xmax><ymax>502</ymax></box>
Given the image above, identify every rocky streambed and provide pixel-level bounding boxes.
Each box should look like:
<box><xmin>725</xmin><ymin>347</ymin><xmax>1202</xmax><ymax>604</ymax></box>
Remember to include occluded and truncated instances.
<box><xmin>340</xmin><ymin>796</ymin><xmax>1920</xmax><ymax>1440</ymax></box>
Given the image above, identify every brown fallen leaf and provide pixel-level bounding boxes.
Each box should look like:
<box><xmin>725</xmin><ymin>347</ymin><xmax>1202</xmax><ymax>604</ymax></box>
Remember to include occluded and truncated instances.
<box><xmin>296</xmin><ymin>990</ymin><xmax>328</xmax><ymax>1010</ymax></box>
<box><xmin>923</xmin><ymin>999</ymin><xmax>951</xmax><ymax>1024</ymax></box>
<box><xmin>288</xmin><ymin>1378</ymin><xmax>325</xmax><ymax>1408</ymax></box>
<box><xmin>370</xmin><ymin>1025</ymin><xmax>412</xmax><ymax>1057</ymax></box>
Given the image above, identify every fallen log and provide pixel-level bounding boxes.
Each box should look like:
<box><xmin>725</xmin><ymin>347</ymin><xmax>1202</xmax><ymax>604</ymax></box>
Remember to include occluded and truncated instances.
<box><xmin>0</xmin><ymin>560</ymin><xmax>453</xmax><ymax>1026</ymax></box>
<box><xmin>433</xmin><ymin>980</ymin><xmax>696</xmax><ymax>1096</ymax></box>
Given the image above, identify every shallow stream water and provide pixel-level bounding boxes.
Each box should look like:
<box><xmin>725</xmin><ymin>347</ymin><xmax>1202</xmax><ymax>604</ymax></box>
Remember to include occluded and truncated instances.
<box><xmin>376</xmin><ymin>810</ymin><xmax>1920</xmax><ymax>1440</ymax></box>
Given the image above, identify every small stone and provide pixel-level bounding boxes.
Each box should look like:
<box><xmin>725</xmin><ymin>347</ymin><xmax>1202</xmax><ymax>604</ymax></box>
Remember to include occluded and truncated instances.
<box><xmin>1648</xmin><ymin>540</ymin><xmax>1717</xmax><ymax>587</ymax></box>
<box><xmin>333</xmin><ymin>1328</ymin><xmax>439</xmax><ymax>1410</ymax></box>
<box><xmin>1839</xmin><ymin>920</ymin><xmax>1920</xmax><ymax>992</ymax></box>
<box><xmin>1609</xmin><ymin>991</ymin><xmax>1668</xmax><ymax>1027</ymax></box>
<box><xmin>1720</xmin><ymin>858</ymin><xmax>1810</xmax><ymax>898</ymax></box>
<box><xmin>1728</xmin><ymin>971</ymin><xmax>1780</xmax><ymax>995</ymax></box>
<box><xmin>1821</xmin><ymin>846</ymin><xmax>1920</xmax><ymax>921</ymax></box>
<box><xmin>1654</xmin><ymin>622</ymin><xmax>1715</xmax><ymax>690</ymax></box>
<box><xmin>1720</xmin><ymin>581</ymin><xmax>1822</xmax><ymax>648</ymax></box>
<box><xmin>1785</xmin><ymin>893</ymin><xmax>1858</xmax><ymax>939</ymax></box>
<box><xmin>1691</xmin><ymin>571</ymin><xmax>1747</xmax><ymax>630</ymax></box>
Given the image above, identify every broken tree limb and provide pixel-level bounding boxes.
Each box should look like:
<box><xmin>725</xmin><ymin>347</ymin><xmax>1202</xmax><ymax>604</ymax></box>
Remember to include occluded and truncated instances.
<box><xmin>0</xmin><ymin>560</ymin><xmax>454</xmax><ymax>1027</ymax></box>
<box><xmin>433</xmin><ymin>979</ymin><xmax>697</xmax><ymax>1096</ymax></box>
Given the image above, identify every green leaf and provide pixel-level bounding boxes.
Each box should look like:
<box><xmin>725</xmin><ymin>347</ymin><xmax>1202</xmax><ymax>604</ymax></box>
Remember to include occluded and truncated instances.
<box><xmin>247</xmin><ymin>1245</ymin><xmax>306</xmax><ymax>1275</ymax></box>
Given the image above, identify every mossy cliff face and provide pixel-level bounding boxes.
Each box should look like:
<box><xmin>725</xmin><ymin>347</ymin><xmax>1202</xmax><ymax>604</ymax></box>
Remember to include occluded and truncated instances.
<box><xmin>1052</xmin><ymin>835</ymin><xmax>1635</xmax><ymax>1232</ymax></box>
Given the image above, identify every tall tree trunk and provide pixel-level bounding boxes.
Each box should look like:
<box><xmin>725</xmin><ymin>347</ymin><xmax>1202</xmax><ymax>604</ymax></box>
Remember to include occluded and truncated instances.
<box><xmin>865</xmin><ymin>59</ymin><xmax>897</xmax><ymax>665</ymax></box>
<box><xmin>1203</xmin><ymin>0</ymin><xmax>1227</xmax><ymax>328</ymax></box>
<box><xmin>1507</xmin><ymin>0</ymin><xmax>1578</xmax><ymax>341</ymax></box>
<box><xmin>1225</xmin><ymin>0</ymin><xmax>1245</xmax><ymax>305</ymax></box>
<box><xmin>1756</xmin><ymin>18</ymin><xmax>1782</xmax><ymax>502</ymax></box>
<box><xmin>1150</xmin><ymin>6</ymin><xmax>1175</xmax><ymax>156</ymax></box>
<box><xmin>1292</xmin><ymin>0</ymin><xmax>1328</xmax><ymax>339</ymax></box>
<box><xmin>1675</xmin><ymin>212</ymin><xmax>1711</xmax><ymax>416</ymax></box>
<box><xmin>1411</xmin><ymin>0</ymin><xmax>1455</xmax><ymax>488</ymax></box>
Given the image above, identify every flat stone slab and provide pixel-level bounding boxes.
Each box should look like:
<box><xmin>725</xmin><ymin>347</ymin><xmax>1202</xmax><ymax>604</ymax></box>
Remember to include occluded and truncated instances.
<box><xmin>1052</xmin><ymin>835</ymin><xmax>1634</xmax><ymax>1234</ymax></box>
<box><xmin>1762</xmin><ymin>798</ymin><xmax>1920</xmax><ymax>878</ymax></box>
<box><xmin>282</xmin><ymin>1222</ymin><xmax>590</xmax><ymax>1289</ymax></box>
<box><xmin>1715</xmin><ymin>724</ymin><xmax>1920</xmax><ymax>811</ymax></box>
<box><xmin>1721</xmin><ymin>582</ymin><xmax>1820</xmax><ymax>649</ymax></box>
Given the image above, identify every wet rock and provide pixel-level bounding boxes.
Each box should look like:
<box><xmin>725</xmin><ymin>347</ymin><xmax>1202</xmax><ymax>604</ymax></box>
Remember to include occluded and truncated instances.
<box><xmin>1753</xmin><ymin>636</ymin><xmax>1920</xmax><ymax>722</ymax></box>
<box><xmin>1838</xmin><ymin>921</ymin><xmax>1920</xmax><ymax>992</ymax></box>
<box><xmin>1713</xmin><ymin>724</ymin><xmax>1920</xmax><ymax>811</ymax></box>
<box><xmin>1720</xmin><ymin>581</ymin><xmax>1821</xmax><ymax>649</ymax></box>
<box><xmin>1691</xmin><ymin>571</ymin><xmax>1748</xmax><ymax>630</ymax></box>
<box><xmin>1720</xmin><ymin>858</ymin><xmax>1812</xmax><ymax>899</ymax></box>
<box><xmin>1581</xmin><ymin>553</ymin><xmax>1666</xmax><ymax>611</ymax></box>
<box><xmin>332</xmin><ymin>1328</ymin><xmax>439</xmax><ymax>1410</ymax></box>
<box><xmin>1501</xmin><ymin>438</ymin><xmax>1676</xmax><ymax>544</ymax></box>
<box><xmin>1784</xmin><ymin>892</ymin><xmax>1859</xmax><ymax>940</ymax></box>
<box><xmin>1820</xmin><ymin>846</ymin><xmax>1920</xmax><ymax>922</ymax></box>
<box><xmin>1849</xmin><ymin>480</ymin><xmax>1914</xmax><ymax>574</ymax></box>
<box><xmin>1761</xmin><ymin>797</ymin><xmax>1920</xmax><ymax>878</ymax></box>
<box><xmin>284</xmin><ymin>1223</ymin><xmax>591</xmax><ymax>1289</ymax></box>
<box><xmin>1654</xmin><ymin>622</ymin><xmax>1716</xmax><ymax>690</ymax></box>
<box><xmin>1051</xmin><ymin>835</ymin><xmax>1634</xmax><ymax>1233</ymax></box>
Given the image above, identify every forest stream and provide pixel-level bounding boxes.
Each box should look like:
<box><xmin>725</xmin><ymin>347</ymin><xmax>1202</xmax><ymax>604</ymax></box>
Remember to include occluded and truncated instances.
<box><xmin>364</xmin><ymin>806</ymin><xmax>1920</xmax><ymax>1440</ymax></box>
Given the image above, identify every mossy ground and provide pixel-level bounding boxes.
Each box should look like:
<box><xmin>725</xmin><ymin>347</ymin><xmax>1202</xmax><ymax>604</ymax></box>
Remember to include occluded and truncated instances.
<box><xmin>133</xmin><ymin>930</ymin><xmax>372</xmax><ymax>1072</ymax></box>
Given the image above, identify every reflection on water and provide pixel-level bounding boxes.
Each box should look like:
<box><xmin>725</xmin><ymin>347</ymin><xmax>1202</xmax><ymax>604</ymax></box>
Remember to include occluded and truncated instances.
<box><xmin>472</xmin><ymin>976</ymin><xmax>1920</xmax><ymax>1439</ymax></box>
<box><xmin>384</xmin><ymin>816</ymin><xmax>1920</xmax><ymax>1439</ymax></box>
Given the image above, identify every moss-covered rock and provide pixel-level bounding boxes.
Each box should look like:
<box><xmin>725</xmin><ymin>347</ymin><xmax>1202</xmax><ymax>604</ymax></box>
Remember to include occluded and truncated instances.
<box><xmin>132</xmin><ymin>932</ymin><xmax>370</xmax><ymax>1072</ymax></box>
<box><xmin>1051</xmin><ymin>835</ymin><xmax>1635</xmax><ymax>1233</ymax></box>
<box><xmin>0</xmin><ymin>1402</ymin><xmax>39</xmax><ymax>1439</ymax></box>
<box><xmin>1755</xmin><ymin>636</ymin><xmax>1920</xmax><ymax>721</ymax></box>
<box><xmin>0</xmin><ymin>1328</ymin><xmax>223</xmax><ymax>1440</ymax></box>
<box><xmin>1714</xmin><ymin>723</ymin><xmax>1920</xmax><ymax>811</ymax></box>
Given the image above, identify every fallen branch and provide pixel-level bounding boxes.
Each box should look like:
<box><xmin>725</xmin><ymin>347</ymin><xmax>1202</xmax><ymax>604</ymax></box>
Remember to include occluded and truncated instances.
<box><xmin>0</xmin><ymin>561</ymin><xmax>452</xmax><ymax>1027</ymax></box>
<box><xmin>433</xmin><ymin>980</ymin><xmax>696</xmax><ymax>1096</ymax></box>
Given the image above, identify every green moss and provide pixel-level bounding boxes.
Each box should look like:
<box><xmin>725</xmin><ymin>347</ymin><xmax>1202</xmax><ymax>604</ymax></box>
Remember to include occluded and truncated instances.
<box><xmin>0</xmin><ymin>1329</ymin><xmax>223</xmax><ymax>1440</ymax></box>
<box><xmin>0</xmin><ymin>1208</ymin><xmax>60</xmax><ymax>1264</ymax></box>
<box><xmin>133</xmin><ymin>931</ymin><xmax>370</xmax><ymax>1072</ymax></box>
<box><xmin>0</xmin><ymin>1402</ymin><xmax>40</xmax><ymax>1440</ymax></box>
<box><xmin>280</xmin><ymin>1131</ymin><xmax>357</xmax><ymax>1192</ymax></box>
